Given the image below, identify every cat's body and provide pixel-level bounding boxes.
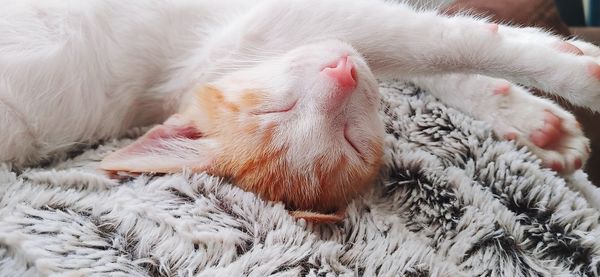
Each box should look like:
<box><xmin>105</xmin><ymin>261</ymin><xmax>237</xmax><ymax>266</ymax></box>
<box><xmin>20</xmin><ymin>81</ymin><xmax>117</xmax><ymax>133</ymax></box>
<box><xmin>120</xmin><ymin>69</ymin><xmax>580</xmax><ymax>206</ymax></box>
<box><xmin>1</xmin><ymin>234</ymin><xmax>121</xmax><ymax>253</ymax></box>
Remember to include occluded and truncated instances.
<box><xmin>1</xmin><ymin>0</ymin><xmax>249</xmax><ymax>159</ymax></box>
<box><xmin>2</xmin><ymin>0</ymin><xmax>599</xmax><ymax>220</ymax></box>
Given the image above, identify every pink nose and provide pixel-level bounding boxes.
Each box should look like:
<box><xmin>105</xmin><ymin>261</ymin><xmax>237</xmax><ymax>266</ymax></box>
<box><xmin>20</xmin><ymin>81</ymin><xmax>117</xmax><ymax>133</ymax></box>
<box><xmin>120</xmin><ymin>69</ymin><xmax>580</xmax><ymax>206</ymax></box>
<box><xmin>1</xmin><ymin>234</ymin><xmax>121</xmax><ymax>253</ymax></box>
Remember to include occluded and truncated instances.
<box><xmin>322</xmin><ymin>55</ymin><xmax>357</xmax><ymax>89</ymax></box>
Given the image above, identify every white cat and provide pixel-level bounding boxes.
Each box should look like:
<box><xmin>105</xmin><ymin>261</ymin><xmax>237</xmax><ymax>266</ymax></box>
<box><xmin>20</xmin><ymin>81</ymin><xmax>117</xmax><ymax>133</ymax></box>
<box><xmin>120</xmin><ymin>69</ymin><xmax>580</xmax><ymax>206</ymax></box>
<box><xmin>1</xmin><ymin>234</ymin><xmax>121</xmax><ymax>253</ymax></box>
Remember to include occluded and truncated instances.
<box><xmin>1</xmin><ymin>0</ymin><xmax>598</xmax><ymax>221</ymax></box>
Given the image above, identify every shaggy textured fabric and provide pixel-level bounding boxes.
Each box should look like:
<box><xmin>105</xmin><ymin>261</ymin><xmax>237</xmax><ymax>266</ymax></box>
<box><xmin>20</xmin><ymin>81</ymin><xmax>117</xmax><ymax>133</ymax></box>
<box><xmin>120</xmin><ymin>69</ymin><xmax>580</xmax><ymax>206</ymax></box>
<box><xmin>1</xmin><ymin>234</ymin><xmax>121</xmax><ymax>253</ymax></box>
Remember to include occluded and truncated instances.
<box><xmin>1</xmin><ymin>82</ymin><xmax>600</xmax><ymax>276</ymax></box>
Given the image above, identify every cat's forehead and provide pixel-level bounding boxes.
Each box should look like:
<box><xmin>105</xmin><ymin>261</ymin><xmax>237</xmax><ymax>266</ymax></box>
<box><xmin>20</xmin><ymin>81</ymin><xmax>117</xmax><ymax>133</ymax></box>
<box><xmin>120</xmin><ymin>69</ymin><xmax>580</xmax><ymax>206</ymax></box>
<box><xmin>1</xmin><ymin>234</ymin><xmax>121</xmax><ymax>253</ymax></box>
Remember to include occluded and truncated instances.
<box><xmin>195</xmin><ymin>85</ymin><xmax>266</xmax><ymax>111</ymax></box>
<box><xmin>214</xmin><ymin>63</ymin><xmax>291</xmax><ymax>92</ymax></box>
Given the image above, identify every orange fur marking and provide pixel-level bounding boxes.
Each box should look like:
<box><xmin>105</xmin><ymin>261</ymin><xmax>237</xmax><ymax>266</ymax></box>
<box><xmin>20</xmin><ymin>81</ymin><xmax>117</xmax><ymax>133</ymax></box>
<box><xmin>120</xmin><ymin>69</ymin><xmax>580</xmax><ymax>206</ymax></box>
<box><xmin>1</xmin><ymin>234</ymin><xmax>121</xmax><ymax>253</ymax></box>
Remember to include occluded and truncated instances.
<box><xmin>243</xmin><ymin>121</ymin><xmax>260</xmax><ymax>134</ymax></box>
<box><xmin>195</xmin><ymin>86</ymin><xmax>223</xmax><ymax>122</ymax></box>
<box><xmin>185</xmin><ymin>85</ymin><xmax>383</xmax><ymax>217</ymax></box>
<box><xmin>241</xmin><ymin>90</ymin><xmax>264</xmax><ymax>108</ymax></box>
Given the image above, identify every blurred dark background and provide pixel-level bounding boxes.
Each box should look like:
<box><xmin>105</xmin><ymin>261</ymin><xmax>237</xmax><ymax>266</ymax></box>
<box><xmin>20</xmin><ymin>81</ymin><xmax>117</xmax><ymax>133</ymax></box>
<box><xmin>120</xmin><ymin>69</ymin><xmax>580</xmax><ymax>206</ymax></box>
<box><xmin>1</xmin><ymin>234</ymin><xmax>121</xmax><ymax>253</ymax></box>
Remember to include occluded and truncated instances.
<box><xmin>555</xmin><ymin>0</ymin><xmax>598</xmax><ymax>27</ymax></box>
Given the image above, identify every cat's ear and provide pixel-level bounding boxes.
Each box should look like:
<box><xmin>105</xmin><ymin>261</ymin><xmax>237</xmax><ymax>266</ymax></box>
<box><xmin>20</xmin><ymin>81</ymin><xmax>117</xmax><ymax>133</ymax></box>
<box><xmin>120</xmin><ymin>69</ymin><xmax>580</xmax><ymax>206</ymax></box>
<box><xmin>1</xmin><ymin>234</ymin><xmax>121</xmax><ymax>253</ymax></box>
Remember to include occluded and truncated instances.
<box><xmin>100</xmin><ymin>114</ymin><xmax>217</xmax><ymax>174</ymax></box>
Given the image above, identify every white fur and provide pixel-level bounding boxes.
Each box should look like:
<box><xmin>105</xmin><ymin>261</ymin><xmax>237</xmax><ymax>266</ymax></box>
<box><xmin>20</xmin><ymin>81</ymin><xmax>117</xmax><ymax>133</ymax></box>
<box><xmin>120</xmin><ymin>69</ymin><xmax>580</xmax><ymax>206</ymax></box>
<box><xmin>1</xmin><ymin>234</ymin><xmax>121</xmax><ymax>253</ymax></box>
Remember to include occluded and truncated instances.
<box><xmin>1</xmin><ymin>0</ymin><xmax>599</xmax><ymax>172</ymax></box>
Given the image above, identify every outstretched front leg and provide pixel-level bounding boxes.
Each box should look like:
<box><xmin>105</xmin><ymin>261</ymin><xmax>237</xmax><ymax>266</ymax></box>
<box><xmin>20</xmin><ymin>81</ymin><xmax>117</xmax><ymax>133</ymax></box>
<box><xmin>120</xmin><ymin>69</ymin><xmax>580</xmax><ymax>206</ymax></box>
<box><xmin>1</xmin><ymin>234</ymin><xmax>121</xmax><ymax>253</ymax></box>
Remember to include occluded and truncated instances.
<box><xmin>241</xmin><ymin>0</ymin><xmax>600</xmax><ymax>110</ymax></box>
<box><xmin>412</xmin><ymin>74</ymin><xmax>590</xmax><ymax>174</ymax></box>
<box><xmin>406</xmin><ymin>26</ymin><xmax>600</xmax><ymax>174</ymax></box>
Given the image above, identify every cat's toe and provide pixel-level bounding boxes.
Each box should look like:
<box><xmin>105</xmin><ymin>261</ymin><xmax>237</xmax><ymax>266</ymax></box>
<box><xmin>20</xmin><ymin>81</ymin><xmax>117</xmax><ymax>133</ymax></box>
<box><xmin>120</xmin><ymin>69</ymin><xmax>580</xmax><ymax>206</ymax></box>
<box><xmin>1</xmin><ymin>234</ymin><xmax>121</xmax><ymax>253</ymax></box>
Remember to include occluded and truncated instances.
<box><xmin>540</xmin><ymin>148</ymin><xmax>585</xmax><ymax>174</ymax></box>
<box><xmin>529</xmin><ymin>110</ymin><xmax>562</xmax><ymax>149</ymax></box>
<box><xmin>524</xmin><ymin>111</ymin><xmax>589</xmax><ymax>174</ymax></box>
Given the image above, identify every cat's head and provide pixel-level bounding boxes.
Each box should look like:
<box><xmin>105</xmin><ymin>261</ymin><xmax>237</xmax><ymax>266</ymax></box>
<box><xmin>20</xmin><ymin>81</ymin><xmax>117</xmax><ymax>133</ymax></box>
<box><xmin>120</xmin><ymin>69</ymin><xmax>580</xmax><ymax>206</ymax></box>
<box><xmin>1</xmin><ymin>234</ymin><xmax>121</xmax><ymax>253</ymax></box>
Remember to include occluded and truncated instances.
<box><xmin>101</xmin><ymin>40</ymin><xmax>384</xmax><ymax>222</ymax></box>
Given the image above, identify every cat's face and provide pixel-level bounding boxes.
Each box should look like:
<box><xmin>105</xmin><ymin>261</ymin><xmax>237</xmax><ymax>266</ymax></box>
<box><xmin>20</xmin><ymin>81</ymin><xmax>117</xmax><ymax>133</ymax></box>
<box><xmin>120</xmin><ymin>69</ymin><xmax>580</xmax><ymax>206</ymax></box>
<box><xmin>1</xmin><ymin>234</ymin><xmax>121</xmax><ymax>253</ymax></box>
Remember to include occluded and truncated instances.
<box><xmin>101</xmin><ymin>40</ymin><xmax>384</xmax><ymax>221</ymax></box>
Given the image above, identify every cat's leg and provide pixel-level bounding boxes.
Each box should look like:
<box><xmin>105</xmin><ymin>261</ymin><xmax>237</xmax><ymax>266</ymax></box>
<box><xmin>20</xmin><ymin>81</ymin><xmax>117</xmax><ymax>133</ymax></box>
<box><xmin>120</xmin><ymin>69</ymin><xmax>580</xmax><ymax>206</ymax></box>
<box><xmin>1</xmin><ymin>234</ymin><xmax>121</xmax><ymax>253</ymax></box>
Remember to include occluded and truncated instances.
<box><xmin>241</xmin><ymin>0</ymin><xmax>600</xmax><ymax>110</ymax></box>
<box><xmin>411</xmin><ymin>74</ymin><xmax>589</xmax><ymax>174</ymax></box>
<box><xmin>494</xmin><ymin>25</ymin><xmax>600</xmax><ymax>58</ymax></box>
<box><xmin>0</xmin><ymin>82</ymin><xmax>41</xmax><ymax>167</ymax></box>
<box><xmin>0</xmin><ymin>83</ymin><xmax>127</xmax><ymax>168</ymax></box>
<box><xmin>0</xmin><ymin>0</ymin><xmax>175</xmax><ymax>168</ymax></box>
<box><xmin>485</xmin><ymin>26</ymin><xmax>600</xmax><ymax>68</ymax></box>
<box><xmin>0</xmin><ymin>86</ymin><xmax>161</xmax><ymax>168</ymax></box>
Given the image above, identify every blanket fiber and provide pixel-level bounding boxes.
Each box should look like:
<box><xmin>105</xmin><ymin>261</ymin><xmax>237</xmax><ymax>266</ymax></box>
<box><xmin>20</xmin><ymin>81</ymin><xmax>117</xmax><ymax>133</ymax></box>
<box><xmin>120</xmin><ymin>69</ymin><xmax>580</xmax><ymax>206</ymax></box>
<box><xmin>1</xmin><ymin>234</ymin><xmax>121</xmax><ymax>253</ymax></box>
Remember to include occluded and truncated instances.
<box><xmin>1</xmin><ymin>82</ymin><xmax>600</xmax><ymax>276</ymax></box>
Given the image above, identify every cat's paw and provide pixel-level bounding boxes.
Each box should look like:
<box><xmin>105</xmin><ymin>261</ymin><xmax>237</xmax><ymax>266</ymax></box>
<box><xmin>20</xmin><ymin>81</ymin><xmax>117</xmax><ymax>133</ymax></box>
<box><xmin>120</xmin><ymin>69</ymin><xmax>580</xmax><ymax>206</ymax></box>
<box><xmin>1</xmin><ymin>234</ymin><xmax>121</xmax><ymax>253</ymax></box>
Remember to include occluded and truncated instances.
<box><xmin>483</xmin><ymin>83</ymin><xmax>590</xmax><ymax>174</ymax></box>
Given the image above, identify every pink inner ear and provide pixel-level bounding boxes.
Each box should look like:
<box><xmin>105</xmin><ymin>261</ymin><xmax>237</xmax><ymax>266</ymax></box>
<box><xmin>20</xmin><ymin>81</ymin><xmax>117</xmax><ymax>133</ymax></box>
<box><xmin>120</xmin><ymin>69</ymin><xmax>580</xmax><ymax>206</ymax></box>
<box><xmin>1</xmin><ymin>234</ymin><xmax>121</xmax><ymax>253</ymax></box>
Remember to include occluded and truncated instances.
<box><xmin>146</xmin><ymin>125</ymin><xmax>202</xmax><ymax>140</ymax></box>
<box><xmin>100</xmin><ymin>114</ymin><xmax>211</xmax><ymax>174</ymax></box>
<box><xmin>122</xmin><ymin>124</ymin><xmax>202</xmax><ymax>155</ymax></box>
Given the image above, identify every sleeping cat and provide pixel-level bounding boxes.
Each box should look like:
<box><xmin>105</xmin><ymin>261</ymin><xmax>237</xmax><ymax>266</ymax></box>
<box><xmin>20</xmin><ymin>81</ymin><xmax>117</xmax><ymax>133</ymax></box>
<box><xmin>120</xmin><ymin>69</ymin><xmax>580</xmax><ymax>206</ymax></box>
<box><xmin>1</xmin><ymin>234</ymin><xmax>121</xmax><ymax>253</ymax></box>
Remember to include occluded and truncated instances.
<box><xmin>1</xmin><ymin>0</ymin><xmax>599</xmax><ymax>221</ymax></box>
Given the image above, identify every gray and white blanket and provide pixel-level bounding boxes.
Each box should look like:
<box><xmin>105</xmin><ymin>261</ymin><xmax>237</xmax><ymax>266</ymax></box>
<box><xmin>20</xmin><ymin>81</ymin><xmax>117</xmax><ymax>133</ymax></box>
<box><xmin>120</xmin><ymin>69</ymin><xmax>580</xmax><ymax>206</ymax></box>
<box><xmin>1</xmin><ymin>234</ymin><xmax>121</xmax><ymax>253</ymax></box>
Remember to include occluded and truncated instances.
<box><xmin>1</xmin><ymin>82</ymin><xmax>600</xmax><ymax>276</ymax></box>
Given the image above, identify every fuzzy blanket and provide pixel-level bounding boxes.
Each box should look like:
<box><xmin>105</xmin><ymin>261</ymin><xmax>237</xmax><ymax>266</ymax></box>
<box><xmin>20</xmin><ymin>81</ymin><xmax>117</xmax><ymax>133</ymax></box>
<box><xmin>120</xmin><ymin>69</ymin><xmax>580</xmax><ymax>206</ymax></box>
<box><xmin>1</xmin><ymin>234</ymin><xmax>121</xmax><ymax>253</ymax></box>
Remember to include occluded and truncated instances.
<box><xmin>1</xmin><ymin>82</ymin><xmax>600</xmax><ymax>277</ymax></box>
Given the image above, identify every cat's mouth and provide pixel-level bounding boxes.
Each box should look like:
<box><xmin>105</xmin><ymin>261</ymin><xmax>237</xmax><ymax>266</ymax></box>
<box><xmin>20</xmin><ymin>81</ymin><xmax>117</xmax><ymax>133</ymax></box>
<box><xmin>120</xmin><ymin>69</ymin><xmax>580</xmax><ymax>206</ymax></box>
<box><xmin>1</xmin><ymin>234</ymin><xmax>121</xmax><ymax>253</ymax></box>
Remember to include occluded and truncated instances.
<box><xmin>344</xmin><ymin>123</ymin><xmax>362</xmax><ymax>156</ymax></box>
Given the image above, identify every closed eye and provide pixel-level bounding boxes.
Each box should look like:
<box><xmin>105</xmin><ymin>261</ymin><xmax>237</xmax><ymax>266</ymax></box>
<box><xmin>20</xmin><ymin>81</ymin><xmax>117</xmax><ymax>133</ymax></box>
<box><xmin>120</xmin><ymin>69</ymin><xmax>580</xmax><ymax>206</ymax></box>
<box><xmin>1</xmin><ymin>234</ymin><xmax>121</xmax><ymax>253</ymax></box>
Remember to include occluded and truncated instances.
<box><xmin>251</xmin><ymin>100</ymin><xmax>297</xmax><ymax>115</ymax></box>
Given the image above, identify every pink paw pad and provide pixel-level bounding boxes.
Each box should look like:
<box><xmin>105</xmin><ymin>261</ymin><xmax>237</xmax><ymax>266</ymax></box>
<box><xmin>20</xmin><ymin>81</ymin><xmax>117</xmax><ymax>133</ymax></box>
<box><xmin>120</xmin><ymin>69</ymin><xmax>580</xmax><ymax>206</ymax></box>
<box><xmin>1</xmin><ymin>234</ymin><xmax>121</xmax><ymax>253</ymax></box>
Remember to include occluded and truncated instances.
<box><xmin>549</xmin><ymin>161</ymin><xmax>563</xmax><ymax>172</ymax></box>
<box><xmin>574</xmin><ymin>158</ymin><xmax>583</xmax><ymax>170</ymax></box>
<box><xmin>504</xmin><ymin>132</ymin><xmax>517</xmax><ymax>141</ymax></box>
<box><xmin>485</xmin><ymin>23</ymin><xmax>499</xmax><ymax>33</ymax></box>
<box><xmin>529</xmin><ymin>111</ymin><xmax>563</xmax><ymax>149</ymax></box>
<box><xmin>588</xmin><ymin>63</ymin><xmax>600</xmax><ymax>80</ymax></box>
<box><xmin>493</xmin><ymin>83</ymin><xmax>511</xmax><ymax>96</ymax></box>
